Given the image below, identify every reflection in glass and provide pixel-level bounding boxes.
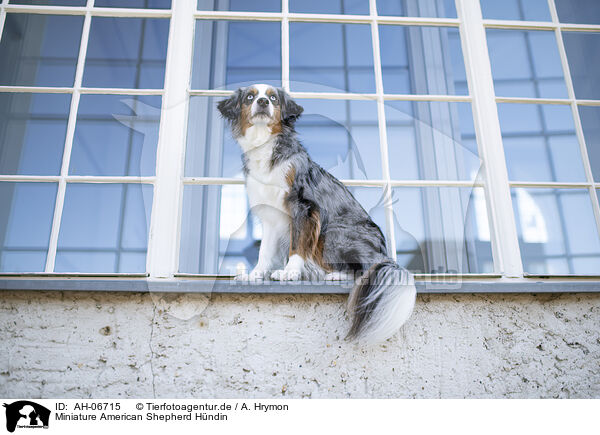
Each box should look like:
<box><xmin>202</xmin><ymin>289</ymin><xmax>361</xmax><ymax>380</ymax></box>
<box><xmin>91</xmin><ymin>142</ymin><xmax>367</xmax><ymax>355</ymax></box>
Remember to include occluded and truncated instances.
<box><xmin>70</xmin><ymin>95</ymin><xmax>161</xmax><ymax>176</ymax></box>
<box><xmin>95</xmin><ymin>0</ymin><xmax>171</xmax><ymax>8</ymax></box>
<box><xmin>83</xmin><ymin>17</ymin><xmax>169</xmax><ymax>89</ymax></box>
<box><xmin>487</xmin><ymin>29</ymin><xmax>567</xmax><ymax>98</ymax></box>
<box><xmin>579</xmin><ymin>106</ymin><xmax>600</xmax><ymax>181</ymax></box>
<box><xmin>0</xmin><ymin>93</ymin><xmax>70</xmax><ymax>176</ymax></box>
<box><xmin>198</xmin><ymin>0</ymin><xmax>280</xmax><ymax>12</ymax></box>
<box><xmin>379</xmin><ymin>26</ymin><xmax>467</xmax><ymax>95</ymax></box>
<box><xmin>0</xmin><ymin>14</ymin><xmax>83</xmax><ymax>87</ymax></box>
<box><xmin>555</xmin><ymin>0</ymin><xmax>600</xmax><ymax>25</ymax></box>
<box><xmin>0</xmin><ymin>182</ymin><xmax>57</xmax><ymax>272</ymax></box>
<box><xmin>179</xmin><ymin>185</ymin><xmax>388</xmax><ymax>274</ymax></box>
<box><xmin>385</xmin><ymin>101</ymin><xmax>480</xmax><ymax>180</ymax></box>
<box><xmin>289</xmin><ymin>23</ymin><xmax>375</xmax><ymax>93</ymax></box>
<box><xmin>480</xmin><ymin>0</ymin><xmax>550</xmax><ymax>21</ymax></box>
<box><xmin>563</xmin><ymin>32</ymin><xmax>600</xmax><ymax>101</ymax></box>
<box><xmin>497</xmin><ymin>104</ymin><xmax>585</xmax><ymax>182</ymax></box>
<box><xmin>512</xmin><ymin>188</ymin><xmax>600</xmax><ymax>275</ymax></box>
<box><xmin>392</xmin><ymin>187</ymin><xmax>493</xmax><ymax>273</ymax></box>
<box><xmin>185</xmin><ymin>96</ymin><xmax>383</xmax><ymax>180</ymax></box>
<box><xmin>191</xmin><ymin>21</ymin><xmax>281</xmax><ymax>89</ymax></box>
<box><xmin>10</xmin><ymin>0</ymin><xmax>85</xmax><ymax>5</ymax></box>
<box><xmin>377</xmin><ymin>0</ymin><xmax>457</xmax><ymax>17</ymax></box>
<box><xmin>290</xmin><ymin>0</ymin><xmax>369</xmax><ymax>15</ymax></box>
<box><xmin>55</xmin><ymin>183</ymin><xmax>153</xmax><ymax>273</ymax></box>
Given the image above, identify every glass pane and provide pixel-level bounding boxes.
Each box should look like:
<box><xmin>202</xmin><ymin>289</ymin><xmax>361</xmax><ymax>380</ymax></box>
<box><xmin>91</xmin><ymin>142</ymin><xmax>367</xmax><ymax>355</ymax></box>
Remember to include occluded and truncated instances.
<box><xmin>83</xmin><ymin>17</ymin><xmax>169</xmax><ymax>89</ymax></box>
<box><xmin>290</xmin><ymin>0</ymin><xmax>369</xmax><ymax>15</ymax></box>
<box><xmin>0</xmin><ymin>14</ymin><xmax>83</xmax><ymax>87</ymax></box>
<box><xmin>579</xmin><ymin>106</ymin><xmax>600</xmax><ymax>181</ymax></box>
<box><xmin>512</xmin><ymin>188</ymin><xmax>600</xmax><ymax>275</ymax></box>
<box><xmin>487</xmin><ymin>29</ymin><xmax>567</xmax><ymax>98</ymax></box>
<box><xmin>55</xmin><ymin>183</ymin><xmax>153</xmax><ymax>273</ymax></box>
<box><xmin>191</xmin><ymin>21</ymin><xmax>281</xmax><ymax>90</ymax></box>
<box><xmin>392</xmin><ymin>187</ymin><xmax>493</xmax><ymax>273</ymax></box>
<box><xmin>377</xmin><ymin>0</ymin><xmax>457</xmax><ymax>18</ymax></box>
<box><xmin>289</xmin><ymin>23</ymin><xmax>375</xmax><ymax>93</ymax></box>
<box><xmin>179</xmin><ymin>185</ymin><xmax>387</xmax><ymax>274</ymax></box>
<box><xmin>185</xmin><ymin>96</ymin><xmax>382</xmax><ymax>179</ymax></box>
<box><xmin>379</xmin><ymin>25</ymin><xmax>467</xmax><ymax>95</ymax></box>
<box><xmin>0</xmin><ymin>182</ymin><xmax>57</xmax><ymax>272</ymax></box>
<box><xmin>498</xmin><ymin>104</ymin><xmax>585</xmax><ymax>182</ymax></box>
<box><xmin>70</xmin><ymin>95</ymin><xmax>161</xmax><ymax>176</ymax></box>
<box><xmin>556</xmin><ymin>0</ymin><xmax>600</xmax><ymax>25</ymax></box>
<box><xmin>0</xmin><ymin>93</ymin><xmax>70</xmax><ymax>176</ymax></box>
<box><xmin>198</xmin><ymin>0</ymin><xmax>280</xmax><ymax>12</ymax></box>
<box><xmin>385</xmin><ymin>101</ymin><xmax>480</xmax><ymax>181</ymax></box>
<box><xmin>563</xmin><ymin>32</ymin><xmax>600</xmax><ymax>100</ymax></box>
<box><xmin>10</xmin><ymin>0</ymin><xmax>86</xmax><ymax>5</ymax></box>
<box><xmin>95</xmin><ymin>0</ymin><xmax>171</xmax><ymax>8</ymax></box>
<box><xmin>480</xmin><ymin>0</ymin><xmax>551</xmax><ymax>21</ymax></box>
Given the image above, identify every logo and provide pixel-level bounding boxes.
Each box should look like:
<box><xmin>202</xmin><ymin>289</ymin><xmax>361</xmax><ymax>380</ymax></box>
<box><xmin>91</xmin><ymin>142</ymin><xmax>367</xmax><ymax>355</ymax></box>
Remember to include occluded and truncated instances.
<box><xmin>3</xmin><ymin>401</ymin><xmax>50</xmax><ymax>433</ymax></box>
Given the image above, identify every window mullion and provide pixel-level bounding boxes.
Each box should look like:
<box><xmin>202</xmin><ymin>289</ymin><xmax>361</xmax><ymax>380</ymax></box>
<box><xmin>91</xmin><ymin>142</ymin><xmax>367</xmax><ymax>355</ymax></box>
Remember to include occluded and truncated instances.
<box><xmin>44</xmin><ymin>0</ymin><xmax>94</xmax><ymax>273</ymax></box>
<box><xmin>456</xmin><ymin>0</ymin><xmax>524</xmax><ymax>277</ymax></box>
<box><xmin>146</xmin><ymin>0</ymin><xmax>195</xmax><ymax>278</ymax></box>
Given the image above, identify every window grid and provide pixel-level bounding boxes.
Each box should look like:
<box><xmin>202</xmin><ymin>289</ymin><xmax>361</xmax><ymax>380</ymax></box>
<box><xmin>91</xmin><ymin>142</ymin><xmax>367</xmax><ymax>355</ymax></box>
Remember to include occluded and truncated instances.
<box><xmin>0</xmin><ymin>0</ymin><xmax>599</xmax><ymax>281</ymax></box>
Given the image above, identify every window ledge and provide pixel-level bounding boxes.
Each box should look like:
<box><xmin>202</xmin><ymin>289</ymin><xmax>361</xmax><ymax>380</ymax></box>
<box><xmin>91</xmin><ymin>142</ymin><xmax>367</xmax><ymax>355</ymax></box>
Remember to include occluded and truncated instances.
<box><xmin>1</xmin><ymin>277</ymin><xmax>600</xmax><ymax>294</ymax></box>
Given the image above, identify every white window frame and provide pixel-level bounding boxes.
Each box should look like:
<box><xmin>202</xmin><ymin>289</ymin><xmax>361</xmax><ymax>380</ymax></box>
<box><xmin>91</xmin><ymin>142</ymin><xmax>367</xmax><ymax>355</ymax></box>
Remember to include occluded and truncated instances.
<box><xmin>1</xmin><ymin>0</ymin><xmax>600</xmax><ymax>292</ymax></box>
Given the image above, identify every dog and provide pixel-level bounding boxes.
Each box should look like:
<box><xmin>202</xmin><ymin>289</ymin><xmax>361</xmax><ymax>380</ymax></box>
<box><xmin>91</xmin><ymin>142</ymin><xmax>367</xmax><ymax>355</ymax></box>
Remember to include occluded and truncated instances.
<box><xmin>217</xmin><ymin>84</ymin><xmax>416</xmax><ymax>343</ymax></box>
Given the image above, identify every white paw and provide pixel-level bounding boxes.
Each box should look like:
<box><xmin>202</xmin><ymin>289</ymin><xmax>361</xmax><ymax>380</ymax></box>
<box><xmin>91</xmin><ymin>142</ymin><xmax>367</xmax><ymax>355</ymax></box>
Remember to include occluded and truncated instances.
<box><xmin>271</xmin><ymin>269</ymin><xmax>301</xmax><ymax>281</ymax></box>
<box><xmin>234</xmin><ymin>269</ymin><xmax>266</xmax><ymax>282</ymax></box>
<box><xmin>324</xmin><ymin>271</ymin><xmax>352</xmax><ymax>281</ymax></box>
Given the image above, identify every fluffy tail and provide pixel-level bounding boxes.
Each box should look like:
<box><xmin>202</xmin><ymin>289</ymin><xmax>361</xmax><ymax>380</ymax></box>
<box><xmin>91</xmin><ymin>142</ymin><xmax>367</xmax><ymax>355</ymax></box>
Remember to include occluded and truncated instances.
<box><xmin>347</xmin><ymin>260</ymin><xmax>416</xmax><ymax>343</ymax></box>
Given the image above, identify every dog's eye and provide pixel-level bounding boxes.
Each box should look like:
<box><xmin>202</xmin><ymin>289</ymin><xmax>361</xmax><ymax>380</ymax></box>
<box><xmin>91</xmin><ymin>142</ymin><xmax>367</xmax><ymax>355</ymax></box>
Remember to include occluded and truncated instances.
<box><xmin>270</xmin><ymin>95</ymin><xmax>277</xmax><ymax>101</ymax></box>
<box><xmin>247</xmin><ymin>95</ymin><xmax>254</xmax><ymax>100</ymax></box>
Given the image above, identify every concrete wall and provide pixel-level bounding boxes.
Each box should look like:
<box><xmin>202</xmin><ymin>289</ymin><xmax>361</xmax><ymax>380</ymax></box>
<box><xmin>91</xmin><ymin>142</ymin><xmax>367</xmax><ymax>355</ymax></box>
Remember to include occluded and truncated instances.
<box><xmin>0</xmin><ymin>290</ymin><xmax>599</xmax><ymax>398</ymax></box>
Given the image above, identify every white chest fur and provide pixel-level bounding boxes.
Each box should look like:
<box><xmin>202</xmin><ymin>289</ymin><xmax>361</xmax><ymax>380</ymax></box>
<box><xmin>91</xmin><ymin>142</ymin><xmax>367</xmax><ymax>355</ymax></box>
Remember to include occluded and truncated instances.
<box><xmin>239</xmin><ymin>125</ymin><xmax>291</xmax><ymax>219</ymax></box>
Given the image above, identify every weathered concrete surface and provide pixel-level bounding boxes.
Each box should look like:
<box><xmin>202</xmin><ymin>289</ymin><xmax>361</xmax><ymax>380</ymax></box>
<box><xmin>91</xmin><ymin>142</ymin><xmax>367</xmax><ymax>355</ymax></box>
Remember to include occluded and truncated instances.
<box><xmin>0</xmin><ymin>291</ymin><xmax>598</xmax><ymax>398</ymax></box>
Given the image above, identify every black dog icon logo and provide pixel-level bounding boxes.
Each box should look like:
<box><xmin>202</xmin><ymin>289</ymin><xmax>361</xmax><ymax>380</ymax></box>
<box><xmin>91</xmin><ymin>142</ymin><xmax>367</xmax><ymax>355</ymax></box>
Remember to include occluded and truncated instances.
<box><xmin>3</xmin><ymin>401</ymin><xmax>50</xmax><ymax>432</ymax></box>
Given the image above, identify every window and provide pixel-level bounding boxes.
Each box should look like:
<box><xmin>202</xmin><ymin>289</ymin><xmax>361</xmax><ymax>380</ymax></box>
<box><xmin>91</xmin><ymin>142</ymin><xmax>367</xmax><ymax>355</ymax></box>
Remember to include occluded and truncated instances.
<box><xmin>1</xmin><ymin>0</ymin><xmax>600</xmax><ymax>291</ymax></box>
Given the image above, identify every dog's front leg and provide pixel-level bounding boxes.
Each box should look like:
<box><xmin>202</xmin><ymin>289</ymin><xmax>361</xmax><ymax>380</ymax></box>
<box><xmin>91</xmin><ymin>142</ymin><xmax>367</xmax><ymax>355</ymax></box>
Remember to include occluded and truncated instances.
<box><xmin>235</xmin><ymin>211</ymin><xmax>288</xmax><ymax>282</ymax></box>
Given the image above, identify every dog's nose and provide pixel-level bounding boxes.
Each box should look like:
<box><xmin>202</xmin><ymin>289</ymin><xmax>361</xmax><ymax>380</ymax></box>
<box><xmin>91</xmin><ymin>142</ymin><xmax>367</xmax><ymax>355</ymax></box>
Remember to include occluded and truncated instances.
<box><xmin>256</xmin><ymin>97</ymin><xmax>269</xmax><ymax>107</ymax></box>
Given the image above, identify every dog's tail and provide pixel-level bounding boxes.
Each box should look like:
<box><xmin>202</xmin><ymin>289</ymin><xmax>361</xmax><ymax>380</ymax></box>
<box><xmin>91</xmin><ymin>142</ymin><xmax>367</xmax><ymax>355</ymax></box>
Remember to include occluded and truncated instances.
<box><xmin>347</xmin><ymin>260</ymin><xmax>416</xmax><ymax>343</ymax></box>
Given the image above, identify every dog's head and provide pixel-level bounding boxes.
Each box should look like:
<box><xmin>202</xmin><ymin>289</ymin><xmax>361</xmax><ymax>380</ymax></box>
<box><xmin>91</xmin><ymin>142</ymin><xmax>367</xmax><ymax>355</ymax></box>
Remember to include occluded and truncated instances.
<box><xmin>217</xmin><ymin>84</ymin><xmax>303</xmax><ymax>137</ymax></box>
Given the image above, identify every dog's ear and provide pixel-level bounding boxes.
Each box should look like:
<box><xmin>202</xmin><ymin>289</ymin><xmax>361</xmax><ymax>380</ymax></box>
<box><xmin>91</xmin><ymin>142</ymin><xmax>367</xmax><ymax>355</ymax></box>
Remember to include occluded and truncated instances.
<box><xmin>217</xmin><ymin>88</ymin><xmax>243</xmax><ymax>121</ymax></box>
<box><xmin>278</xmin><ymin>88</ymin><xmax>304</xmax><ymax>126</ymax></box>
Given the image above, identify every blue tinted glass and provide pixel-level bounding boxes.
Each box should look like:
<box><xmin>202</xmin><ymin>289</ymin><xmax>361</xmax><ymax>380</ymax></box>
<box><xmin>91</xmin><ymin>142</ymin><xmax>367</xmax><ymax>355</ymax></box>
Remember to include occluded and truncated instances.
<box><xmin>290</xmin><ymin>0</ymin><xmax>369</xmax><ymax>14</ymax></box>
<box><xmin>497</xmin><ymin>104</ymin><xmax>585</xmax><ymax>182</ymax></box>
<box><xmin>480</xmin><ymin>0</ymin><xmax>551</xmax><ymax>21</ymax></box>
<box><xmin>379</xmin><ymin>25</ymin><xmax>467</xmax><ymax>95</ymax></box>
<box><xmin>556</xmin><ymin>0</ymin><xmax>600</xmax><ymax>25</ymax></box>
<box><xmin>198</xmin><ymin>0</ymin><xmax>280</xmax><ymax>11</ymax></box>
<box><xmin>179</xmin><ymin>185</ymin><xmax>387</xmax><ymax>274</ymax></box>
<box><xmin>487</xmin><ymin>29</ymin><xmax>567</xmax><ymax>98</ymax></box>
<box><xmin>563</xmin><ymin>32</ymin><xmax>600</xmax><ymax>100</ymax></box>
<box><xmin>192</xmin><ymin>21</ymin><xmax>281</xmax><ymax>89</ymax></box>
<box><xmin>55</xmin><ymin>183</ymin><xmax>152</xmax><ymax>273</ymax></box>
<box><xmin>290</xmin><ymin>23</ymin><xmax>375</xmax><ymax>93</ymax></box>
<box><xmin>0</xmin><ymin>182</ymin><xmax>57</xmax><ymax>272</ymax></box>
<box><xmin>10</xmin><ymin>0</ymin><xmax>85</xmax><ymax>4</ymax></box>
<box><xmin>84</xmin><ymin>17</ymin><xmax>169</xmax><ymax>89</ymax></box>
<box><xmin>0</xmin><ymin>14</ymin><xmax>83</xmax><ymax>87</ymax></box>
<box><xmin>295</xmin><ymin>99</ymin><xmax>382</xmax><ymax>179</ymax></box>
<box><xmin>392</xmin><ymin>187</ymin><xmax>493</xmax><ymax>273</ymax></box>
<box><xmin>377</xmin><ymin>0</ymin><xmax>457</xmax><ymax>18</ymax></box>
<box><xmin>0</xmin><ymin>93</ymin><xmax>70</xmax><ymax>176</ymax></box>
<box><xmin>512</xmin><ymin>188</ymin><xmax>600</xmax><ymax>275</ymax></box>
<box><xmin>579</xmin><ymin>106</ymin><xmax>600</xmax><ymax>181</ymax></box>
<box><xmin>95</xmin><ymin>0</ymin><xmax>171</xmax><ymax>8</ymax></box>
<box><xmin>70</xmin><ymin>95</ymin><xmax>161</xmax><ymax>176</ymax></box>
<box><xmin>386</xmin><ymin>101</ymin><xmax>480</xmax><ymax>180</ymax></box>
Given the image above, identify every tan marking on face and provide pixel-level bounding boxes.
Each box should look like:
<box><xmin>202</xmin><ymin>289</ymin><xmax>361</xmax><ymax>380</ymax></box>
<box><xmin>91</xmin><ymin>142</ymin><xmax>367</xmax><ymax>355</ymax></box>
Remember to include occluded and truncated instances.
<box><xmin>269</xmin><ymin>105</ymin><xmax>282</xmax><ymax>135</ymax></box>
